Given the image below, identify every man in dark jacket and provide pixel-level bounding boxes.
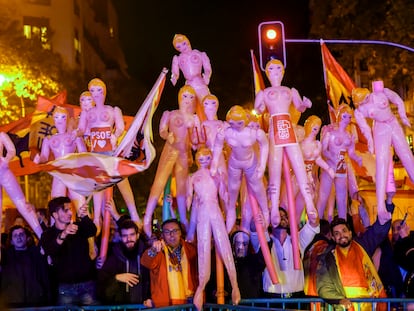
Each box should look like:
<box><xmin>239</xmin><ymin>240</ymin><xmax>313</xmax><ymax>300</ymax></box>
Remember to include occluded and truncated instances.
<box><xmin>1</xmin><ymin>225</ymin><xmax>51</xmax><ymax>308</ymax></box>
<box><xmin>40</xmin><ymin>196</ymin><xmax>97</xmax><ymax>305</ymax></box>
<box><xmin>97</xmin><ymin>219</ymin><xmax>152</xmax><ymax>306</ymax></box>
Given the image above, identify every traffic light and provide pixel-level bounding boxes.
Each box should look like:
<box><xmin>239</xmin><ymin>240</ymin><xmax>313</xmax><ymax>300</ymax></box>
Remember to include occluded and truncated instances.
<box><xmin>258</xmin><ymin>21</ymin><xmax>286</xmax><ymax>71</ymax></box>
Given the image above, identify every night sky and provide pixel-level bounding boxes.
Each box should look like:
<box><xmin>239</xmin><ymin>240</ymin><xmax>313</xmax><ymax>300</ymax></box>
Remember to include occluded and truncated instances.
<box><xmin>114</xmin><ymin>0</ymin><xmax>329</xmax><ymax>124</ymax></box>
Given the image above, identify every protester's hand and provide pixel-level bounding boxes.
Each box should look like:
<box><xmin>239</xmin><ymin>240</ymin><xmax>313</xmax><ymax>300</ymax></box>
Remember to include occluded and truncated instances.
<box><xmin>95</xmin><ymin>256</ymin><xmax>105</xmax><ymax>269</ymax></box>
<box><xmin>399</xmin><ymin>222</ymin><xmax>410</xmax><ymax>239</ymax></box>
<box><xmin>77</xmin><ymin>203</ymin><xmax>89</xmax><ymax>218</ymax></box>
<box><xmin>63</xmin><ymin>222</ymin><xmax>78</xmax><ymax>238</ymax></box>
<box><xmin>143</xmin><ymin>299</ymin><xmax>153</xmax><ymax>308</ymax></box>
<box><xmin>151</xmin><ymin>240</ymin><xmax>164</xmax><ymax>253</ymax></box>
<box><xmin>115</xmin><ymin>273</ymin><xmax>139</xmax><ymax>286</ymax></box>
<box><xmin>307</xmin><ymin>209</ymin><xmax>319</xmax><ymax>228</ymax></box>
<box><xmin>339</xmin><ymin>298</ymin><xmax>353</xmax><ymax>310</ymax></box>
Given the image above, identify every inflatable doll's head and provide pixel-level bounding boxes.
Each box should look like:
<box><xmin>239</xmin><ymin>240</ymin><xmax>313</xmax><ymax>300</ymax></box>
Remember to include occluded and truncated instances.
<box><xmin>173</xmin><ymin>34</ymin><xmax>191</xmax><ymax>52</ymax></box>
<box><xmin>265</xmin><ymin>59</ymin><xmax>285</xmax><ymax>80</ymax></box>
<box><xmin>195</xmin><ymin>146</ymin><xmax>212</xmax><ymax>168</ymax></box>
<box><xmin>88</xmin><ymin>78</ymin><xmax>107</xmax><ymax>97</ymax></box>
<box><xmin>304</xmin><ymin>115</ymin><xmax>322</xmax><ymax>137</ymax></box>
<box><xmin>79</xmin><ymin>91</ymin><xmax>95</xmax><ymax>112</ymax></box>
<box><xmin>336</xmin><ymin>104</ymin><xmax>354</xmax><ymax>125</ymax></box>
<box><xmin>226</xmin><ymin>105</ymin><xmax>248</xmax><ymax>127</ymax></box>
<box><xmin>246</xmin><ymin>110</ymin><xmax>260</xmax><ymax>130</ymax></box>
<box><xmin>52</xmin><ymin>106</ymin><xmax>69</xmax><ymax>129</ymax></box>
<box><xmin>178</xmin><ymin>85</ymin><xmax>196</xmax><ymax>114</ymax></box>
<box><xmin>351</xmin><ymin>88</ymin><xmax>370</xmax><ymax>108</ymax></box>
<box><xmin>201</xmin><ymin>94</ymin><xmax>219</xmax><ymax>120</ymax></box>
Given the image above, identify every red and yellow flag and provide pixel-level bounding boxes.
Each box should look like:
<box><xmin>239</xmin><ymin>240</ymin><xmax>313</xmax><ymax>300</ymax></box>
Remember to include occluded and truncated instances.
<box><xmin>320</xmin><ymin>41</ymin><xmax>375</xmax><ymax>182</ymax></box>
<box><xmin>321</xmin><ymin>41</ymin><xmax>357</xmax><ymax>123</ymax></box>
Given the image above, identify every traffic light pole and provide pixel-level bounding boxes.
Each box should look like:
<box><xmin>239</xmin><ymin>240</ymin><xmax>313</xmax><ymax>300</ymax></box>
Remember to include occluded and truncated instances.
<box><xmin>285</xmin><ymin>38</ymin><xmax>414</xmax><ymax>53</ymax></box>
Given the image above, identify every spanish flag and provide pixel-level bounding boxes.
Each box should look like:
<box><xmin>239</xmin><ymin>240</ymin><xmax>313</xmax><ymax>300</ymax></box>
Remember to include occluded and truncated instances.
<box><xmin>320</xmin><ymin>41</ymin><xmax>375</xmax><ymax>182</ymax></box>
<box><xmin>320</xmin><ymin>40</ymin><xmax>357</xmax><ymax>123</ymax></box>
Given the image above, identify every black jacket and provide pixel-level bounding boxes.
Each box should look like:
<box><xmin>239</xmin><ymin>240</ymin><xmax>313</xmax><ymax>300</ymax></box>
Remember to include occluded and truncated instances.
<box><xmin>97</xmin><ymin>238</ymin><xmax>150</xmax><ymax>304</ymax></box>
<box><xmin>0</xmin><ymin>245</ymin><xmax>51</xmax><ymax>307</ymax></box>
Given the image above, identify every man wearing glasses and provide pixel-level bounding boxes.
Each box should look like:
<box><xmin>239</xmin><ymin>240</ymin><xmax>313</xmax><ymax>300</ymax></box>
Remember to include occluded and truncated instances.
<box><xmin>141</xmin><ymin>219</ymin><xmax>198</xmax><ymax>307</ymax></box>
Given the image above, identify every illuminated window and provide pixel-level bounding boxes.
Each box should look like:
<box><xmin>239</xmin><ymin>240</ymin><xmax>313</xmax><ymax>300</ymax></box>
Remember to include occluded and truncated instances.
<box><xmin>109</xmin><ymin>27</ymin><xmax>114</xmax><ymax>38</ymax></box>
<box><xmin>23</xmin><ymin>16</ymin><xmax>50</xmax><ymax>49</ymax></box>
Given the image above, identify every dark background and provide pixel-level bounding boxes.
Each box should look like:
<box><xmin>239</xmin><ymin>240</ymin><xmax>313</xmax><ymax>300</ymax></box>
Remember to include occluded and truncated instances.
<box><xmin>114</xmin><ymin>0</ymin><xmax>329</xmax><ymax>124</ymax></box>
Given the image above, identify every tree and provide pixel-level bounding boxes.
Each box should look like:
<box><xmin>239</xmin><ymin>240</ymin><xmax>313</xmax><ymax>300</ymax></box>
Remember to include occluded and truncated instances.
<box><xmin>0</xmin><ymin>19</ymin><xmax>86</xmax><ymax>125</ymax></box>
<box><xmin>308</xmin><ymin>0</ymin><xmax>414</xmax><ymax>96</ymax></box>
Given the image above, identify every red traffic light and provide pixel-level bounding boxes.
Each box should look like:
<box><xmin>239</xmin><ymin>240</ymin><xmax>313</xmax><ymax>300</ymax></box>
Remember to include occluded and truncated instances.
<box><xmin>258</xmin><ymin>21</ymin><xmax>286</xmax><ymax>71</ymax></box>
<box><xmin>265</xmin><ymin>28</ymin><xmax>278</xmax><ymax>41</ymax></box>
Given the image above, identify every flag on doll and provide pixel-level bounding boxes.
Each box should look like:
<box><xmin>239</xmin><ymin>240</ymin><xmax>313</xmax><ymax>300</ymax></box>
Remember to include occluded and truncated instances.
<box><xmin>42</xmin><ymin>68</ymin><xmax>168</xmax><ymax>197</ymax></box>
<box><xmin>320</xmin><ymin>40</ymin><xmax>375</xmax><ymax>182</ymax></box>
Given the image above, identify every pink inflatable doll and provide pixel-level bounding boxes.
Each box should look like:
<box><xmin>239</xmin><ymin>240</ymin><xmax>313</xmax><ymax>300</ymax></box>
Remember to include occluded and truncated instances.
<box><xmin>354</xmin><ymin>81</ymin><xmax>413</xmax><ymax>223</ymax></box>
<box><xmin>171</xmin><ymin>34</ymin><xmax>212</xmax><ymax>105</ymax></box>
<box><xmin>211</xmin><ymin>105</ymin><xmax>269</xmax><ymax>233</ymax></box>
<box><xmin>143</xmin><ymin>85</ymin><xmax>200</xmax><ymax>237</ymax></box>
<box><xmin>34</xmin><ymin>107</ymin><xmax>87</xmax><ymax>209</ymax></box>
<box><xmin>254</xmin><ymin>59</ymin><xmax>316</xmax><ymax>226</ymax></box>
<box><xmin>77</xmin><ymin>79</ymin><xmax>141</xmax><ymax>233</ymax></box>
<box><xmin>187</xmin><ymin>147</ymin><xmax>240</xmax><ymax>310</ymax></box>
<box><xmin>316</xmin><ymin>105</ymin><xmax>362</xmax><ymax>221</ymax></box>
<box><xmin>0</xmin><ymin>132</ymin><xmax>42</xmax><ymax>238</ymax></box>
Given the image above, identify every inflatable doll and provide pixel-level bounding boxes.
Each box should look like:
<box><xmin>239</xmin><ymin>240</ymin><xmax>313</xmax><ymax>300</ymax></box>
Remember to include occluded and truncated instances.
<box><xmin>77</xmin><ymin>79</ymin><xmax>141</xmax><ymax>233</ymax></box>
<box><xmin>254</xmin><ymin>59</ymin><xmax>316</xmax><ymax>226</ymax></box>
<box><xmin>187</xmin><ymin>94</ymin><xmax>228</xmax><ymax>241</ymax></box>
<box><xmin>0</xmin><ymin>132</ymin><xmax>42</xmax><ymax>238</ymax></box>
<box><xmin>143</xmin><ymin>85</ymin><xmax>200</xmax><ymax>237</ymax></box>
<box><xmin>316</xmin><ymin>105</ymin><xmax>362</xmax><ymax>221</ymax></box>
<box><xmin>211</xmin><ymin>105</ymin><xmax>269</xmax><ymax>233</ymax></box>
<box><xmin>170</xmin><ymin>34</ymin><xmax>212</xmax><ymax>104</ymax></box>
<box><xmin>294</xmin><ymin>115</ymin><xmax>335</xmax><ymax>223</ymax></box>
<box><xmin>34</xmin><ymin>106</ymin><xmax>87</xmax><ymax>209</ymax></box>
<box><xmin>187</xmin><ymin>147</ymin><xmax>240</xmax><ymax>310</ymax></box>
<box><xmin>237</xmin><ymin>111</ymin><xmax>268</xmax><ymax>231</ymax></box>
<box><xmin>354</xmin><ymin>80</ymin><xmax>414</xmax><ymax>223</ymax></box>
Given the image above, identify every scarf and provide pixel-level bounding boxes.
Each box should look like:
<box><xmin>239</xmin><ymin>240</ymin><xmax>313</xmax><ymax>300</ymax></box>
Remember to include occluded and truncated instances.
<box><xmin>164</xmin><ymin>244</ymin><xmax>191</xmax><ymax>304</ymax></box>
<box><xmin>335</xmin><ymin>241</ymin><xmax>387</xmax><ymax>311</ymax></box>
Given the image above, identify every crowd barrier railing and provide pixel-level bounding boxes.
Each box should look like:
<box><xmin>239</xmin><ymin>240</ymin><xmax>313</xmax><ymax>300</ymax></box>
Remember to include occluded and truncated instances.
<box><xmin>8</xmin><ymin>298</ymin><xmax>414</xmax><ymax>311</ymax></box>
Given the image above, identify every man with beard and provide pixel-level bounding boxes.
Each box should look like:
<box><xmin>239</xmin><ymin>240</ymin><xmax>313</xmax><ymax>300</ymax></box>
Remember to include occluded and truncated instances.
<box><xmin>316</xmin><ymin>201</ymin><xmax>393</xmax><ymax>311</ymax></box>
<box><xmin>97</xmin><ymin>219</ymin><xmax>152</xmax><ymax>306</ymax></box>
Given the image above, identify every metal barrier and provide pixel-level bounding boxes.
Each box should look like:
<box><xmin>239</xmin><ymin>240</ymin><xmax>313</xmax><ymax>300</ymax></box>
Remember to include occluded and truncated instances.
<box><xmin>8</xmin><ymin>298</ymin><xmax>414</xmax><ymax>311</ymax></box>
<box><xmin>9</xmin><ymin>304</ymin><xmax>196</xmax><ymax>311</ymax></box>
